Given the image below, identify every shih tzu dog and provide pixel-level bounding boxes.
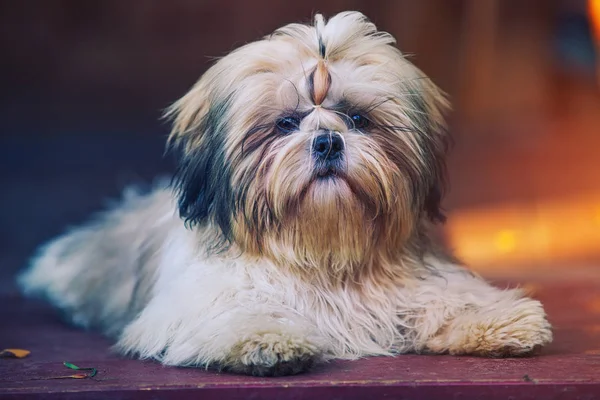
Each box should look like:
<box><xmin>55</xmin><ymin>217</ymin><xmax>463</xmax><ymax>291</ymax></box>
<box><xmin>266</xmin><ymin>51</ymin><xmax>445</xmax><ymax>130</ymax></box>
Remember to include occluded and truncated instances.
<box><xmin>19</xmin><ymin>12</ymin><xmax>552</xmax><ymax>376</ymax></box>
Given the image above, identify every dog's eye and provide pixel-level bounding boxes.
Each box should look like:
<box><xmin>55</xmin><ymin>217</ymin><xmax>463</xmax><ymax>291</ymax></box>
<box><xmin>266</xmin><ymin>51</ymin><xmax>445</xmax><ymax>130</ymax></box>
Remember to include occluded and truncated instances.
<box><xmin>350</xmin><ymin>113</ymin><xmax>369</xmax><ymax>130</ymax></box>
<box><xmin>276</xmin><ymin>116</ymin><xmax>300</xmax><ymax>133</ymax></box>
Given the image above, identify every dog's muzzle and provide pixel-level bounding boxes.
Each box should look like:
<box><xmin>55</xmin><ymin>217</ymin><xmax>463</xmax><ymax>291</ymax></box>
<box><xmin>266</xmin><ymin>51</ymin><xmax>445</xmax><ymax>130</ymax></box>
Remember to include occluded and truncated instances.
<box><xmin>312</xmin><ymin>132</ymin><xmax>344</xmax><ymax>177</ymax></box>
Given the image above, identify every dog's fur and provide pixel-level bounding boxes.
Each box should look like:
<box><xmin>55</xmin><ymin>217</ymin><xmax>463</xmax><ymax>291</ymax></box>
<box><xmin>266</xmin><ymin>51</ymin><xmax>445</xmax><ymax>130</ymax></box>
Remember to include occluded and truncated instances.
<box><xmin>18</xmin><ymin>12</ymin><xmax>552</xmax><ymax>376</ymax></box>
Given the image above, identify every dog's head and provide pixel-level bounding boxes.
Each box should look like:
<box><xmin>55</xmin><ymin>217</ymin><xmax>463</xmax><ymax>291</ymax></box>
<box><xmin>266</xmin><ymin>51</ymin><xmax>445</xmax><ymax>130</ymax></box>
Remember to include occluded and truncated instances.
<box><xmin>167</xmin><ymin>12</ymin><xmax>449</xmax><ymax>270</ymax></box>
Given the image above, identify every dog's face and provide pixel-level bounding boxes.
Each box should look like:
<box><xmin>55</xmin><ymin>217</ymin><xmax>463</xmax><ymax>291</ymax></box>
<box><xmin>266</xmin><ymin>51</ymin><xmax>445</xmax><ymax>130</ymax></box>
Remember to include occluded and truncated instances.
<box><xmin>168</xmin><ymin>12</ymin><xmax>449</xmax><ymax>271</ymax></box>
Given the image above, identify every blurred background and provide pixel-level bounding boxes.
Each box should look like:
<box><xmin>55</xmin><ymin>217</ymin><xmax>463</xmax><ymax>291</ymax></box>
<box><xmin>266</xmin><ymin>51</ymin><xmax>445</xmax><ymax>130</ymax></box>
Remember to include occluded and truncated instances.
<box><xmin>1</xmin><ymin>0</ymin><xmax>600</xmax><ymax>293</ymax></box>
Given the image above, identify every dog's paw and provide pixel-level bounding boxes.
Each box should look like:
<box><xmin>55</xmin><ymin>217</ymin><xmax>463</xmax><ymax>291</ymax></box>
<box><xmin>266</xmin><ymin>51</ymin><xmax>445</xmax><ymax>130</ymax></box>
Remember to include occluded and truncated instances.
<box><xmin>221</xmin><ymin>332</ymin><xmax>320</xmax><ymax>376</ymax></box>
<box><xmin>427</xmin><ymin>298</ymin><xmax>553</xmax><ymax>357</ymax></box>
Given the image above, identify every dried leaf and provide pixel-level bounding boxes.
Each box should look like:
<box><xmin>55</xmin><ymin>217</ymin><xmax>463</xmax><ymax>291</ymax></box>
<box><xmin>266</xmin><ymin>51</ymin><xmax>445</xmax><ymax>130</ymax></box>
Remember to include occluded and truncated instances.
<box><xmin>63</xmin><ymin>361</ymin><xmax>97</xmax><ymax>378</ymax></box>
<box><xmin>0</xmin><ymin>349</ymin><xmax>31</xmax><ymax>358</ymax></box>
<box><xmin>63</xmin><ymin>362</ymin><xmax>79</xmax><ymax>370</ymax></box>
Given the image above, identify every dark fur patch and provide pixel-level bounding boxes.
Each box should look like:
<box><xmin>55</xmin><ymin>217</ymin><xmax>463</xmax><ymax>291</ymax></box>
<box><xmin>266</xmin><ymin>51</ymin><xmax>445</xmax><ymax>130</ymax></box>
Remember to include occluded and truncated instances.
<box><xmin>424</xmin><ymin>183</ymin><xmax>446</xmax><ymax>223</ymax></box>
<box><xmin>170</xmin><ymin>98</ymin><xmax>235</xmax><ymax>245</ymax></box>
<box><xmin>404</xmin><ymin>85</ymin><xmax>449</xmax><ymax>224</ymax></box>
<box><xmin>318</xmin><ymin>37</ymin><xmax>326</xmax><ymax>58</ymax></box>
<box><xmin>221</xmin><ymin>355</ymin><xmax>315</xmax><ymax>377</ymax></box>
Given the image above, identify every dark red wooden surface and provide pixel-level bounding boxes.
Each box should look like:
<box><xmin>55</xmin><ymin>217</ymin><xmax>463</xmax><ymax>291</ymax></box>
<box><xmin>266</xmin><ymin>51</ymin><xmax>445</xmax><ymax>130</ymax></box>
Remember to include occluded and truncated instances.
<box><xmin>1</xmin><ymin>276</ymin><xmax>599</xmax><ymax>399</ymax></box>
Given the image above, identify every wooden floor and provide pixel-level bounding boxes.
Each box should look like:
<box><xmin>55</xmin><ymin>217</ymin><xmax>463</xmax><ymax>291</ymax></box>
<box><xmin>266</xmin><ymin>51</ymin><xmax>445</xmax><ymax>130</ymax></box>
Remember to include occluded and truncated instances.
<box><xmin>1</xmin><ymin>269</ymin><xmax>599</xmax><ymax>399</ymax></box>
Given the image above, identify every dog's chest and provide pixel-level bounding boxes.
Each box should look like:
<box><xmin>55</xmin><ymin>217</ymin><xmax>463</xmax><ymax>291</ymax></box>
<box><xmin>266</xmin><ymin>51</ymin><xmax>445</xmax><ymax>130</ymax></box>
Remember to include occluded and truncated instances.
<box><xmin>243</xmin><ymin>267</ymin><xmax>410</xmax><ymax>357</ymax></box>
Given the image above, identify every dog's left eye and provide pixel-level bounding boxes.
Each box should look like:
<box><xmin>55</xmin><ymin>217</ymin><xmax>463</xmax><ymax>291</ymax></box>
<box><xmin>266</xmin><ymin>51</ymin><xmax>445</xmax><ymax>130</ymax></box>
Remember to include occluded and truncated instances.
<box><xmin>276</xmin><ymin>116</ymin><xmax>300</xmax><ymax>133</ymax></box>
<box><xmin>350</xmin><ymin>113</ymin><xmax>370</xmax><ymax>130</ymax></box>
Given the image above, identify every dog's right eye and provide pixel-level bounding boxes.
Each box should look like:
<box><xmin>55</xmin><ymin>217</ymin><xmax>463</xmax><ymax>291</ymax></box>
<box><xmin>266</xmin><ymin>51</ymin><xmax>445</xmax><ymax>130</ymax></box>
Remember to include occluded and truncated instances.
<box><xmin>276</xmin><ymin>117</ymin><xmax>300</xmax><ymax>133</ymax></box>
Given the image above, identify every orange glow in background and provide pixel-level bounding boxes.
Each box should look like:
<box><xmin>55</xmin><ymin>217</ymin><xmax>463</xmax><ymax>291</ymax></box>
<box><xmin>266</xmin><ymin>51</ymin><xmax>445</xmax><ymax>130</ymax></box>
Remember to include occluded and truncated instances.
<box><xmin>445</xmin><ymin>192</ymin><xmax>600</xmax><ymax>272</ymax></box>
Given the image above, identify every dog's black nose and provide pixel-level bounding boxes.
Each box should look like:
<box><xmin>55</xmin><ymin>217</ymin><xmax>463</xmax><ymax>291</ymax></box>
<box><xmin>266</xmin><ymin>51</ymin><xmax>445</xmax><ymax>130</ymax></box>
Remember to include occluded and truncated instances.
<box><xmin>312</xmin><ymin>133</ymin><xmax>344</xmax><ymax>160</ymax></box>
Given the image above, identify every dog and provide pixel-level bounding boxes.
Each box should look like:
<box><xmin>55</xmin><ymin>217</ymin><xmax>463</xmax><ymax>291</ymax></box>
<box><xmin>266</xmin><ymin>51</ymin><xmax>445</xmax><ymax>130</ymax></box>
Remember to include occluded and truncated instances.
<box><xmin>18</xmin><ymin>11</ymin><xmax>552</xmax><ymax>376</ymax></box>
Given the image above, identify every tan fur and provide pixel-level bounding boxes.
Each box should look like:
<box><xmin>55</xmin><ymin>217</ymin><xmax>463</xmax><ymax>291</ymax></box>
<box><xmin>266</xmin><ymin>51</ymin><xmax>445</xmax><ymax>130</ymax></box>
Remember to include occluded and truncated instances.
<box><xmin>18</xmin><ymin>12</ymin><xmax>552</xmax><ymax>376</ymax></box>
<box><xmin>311</xmin><ymin>60</ymin><xmax>331</xmax><ymax>105</ymax></box>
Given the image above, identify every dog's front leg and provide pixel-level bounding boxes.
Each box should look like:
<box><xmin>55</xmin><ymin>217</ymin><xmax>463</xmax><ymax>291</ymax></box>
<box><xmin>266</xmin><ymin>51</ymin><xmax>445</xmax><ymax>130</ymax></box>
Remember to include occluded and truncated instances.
<box><xmin>405</xmin><ymin>260</ymin><xmax>552</xmax><ymax>357</ymax></box>
<box><xmin>116</xmin><ymin>282</ymin><xmax>322</xmax><ymax>376</ymax></box>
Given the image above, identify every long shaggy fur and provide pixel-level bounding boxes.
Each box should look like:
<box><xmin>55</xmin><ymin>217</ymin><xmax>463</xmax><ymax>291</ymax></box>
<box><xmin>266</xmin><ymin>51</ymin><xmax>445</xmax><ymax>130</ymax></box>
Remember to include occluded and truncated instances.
<box><xmin>19</xmin><ymin>12</ymin><xmax>551</xmax><ymax>376</ymax></box>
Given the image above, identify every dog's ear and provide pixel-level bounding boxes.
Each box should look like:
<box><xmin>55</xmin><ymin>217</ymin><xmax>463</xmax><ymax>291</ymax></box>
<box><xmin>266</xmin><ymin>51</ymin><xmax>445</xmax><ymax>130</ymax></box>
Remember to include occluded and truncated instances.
<box><xmin>409</xmin><ymin>72</ymin><xmax>451</xmax><ymax>224</ymax></box>
<box><xmin>165</xmin><ymin>81</ymin><xmax>235</xmax><ymax>242</ymax></box>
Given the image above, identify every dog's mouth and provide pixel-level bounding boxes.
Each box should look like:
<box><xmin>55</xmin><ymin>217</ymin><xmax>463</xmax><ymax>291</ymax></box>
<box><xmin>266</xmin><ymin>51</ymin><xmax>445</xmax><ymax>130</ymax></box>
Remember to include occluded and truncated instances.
<box><xmin>313</xmin><ymin>160</ymin><xmax>346</xmax><ymax>180</ymax></box>
<box><xmin>296</xmin><ymin>166</ymin><xmax>384</xmax><ymax>219</ymax></box>
<box><xmin>298</xmin><ymin>166</ymin><xmax>349</xmax><ymax>203</ymax></box>
<box><xmin>308</xmin><ymin>166</ymin><xmax>362</xmax><ymax>198</ymax></box>
<box><xmin>315</xmin><ymin>166</ymin><xmax>342</xmax><ymax>179</ymax></box>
